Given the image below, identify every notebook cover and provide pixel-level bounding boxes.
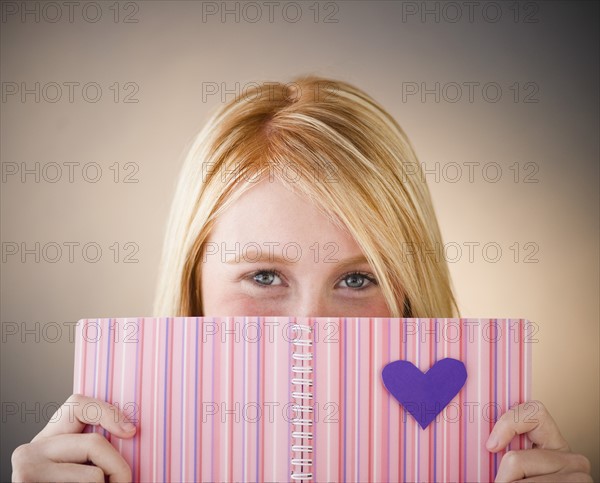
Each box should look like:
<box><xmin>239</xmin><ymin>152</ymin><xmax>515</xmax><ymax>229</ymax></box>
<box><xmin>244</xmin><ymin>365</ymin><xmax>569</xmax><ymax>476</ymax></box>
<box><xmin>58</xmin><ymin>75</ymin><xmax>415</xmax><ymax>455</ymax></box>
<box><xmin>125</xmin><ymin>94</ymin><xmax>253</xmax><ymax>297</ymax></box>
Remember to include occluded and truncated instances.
<box><xmin>73</xmin><ymin>317</ymin><xmax>533</xmax><ymax>482</ymax></box>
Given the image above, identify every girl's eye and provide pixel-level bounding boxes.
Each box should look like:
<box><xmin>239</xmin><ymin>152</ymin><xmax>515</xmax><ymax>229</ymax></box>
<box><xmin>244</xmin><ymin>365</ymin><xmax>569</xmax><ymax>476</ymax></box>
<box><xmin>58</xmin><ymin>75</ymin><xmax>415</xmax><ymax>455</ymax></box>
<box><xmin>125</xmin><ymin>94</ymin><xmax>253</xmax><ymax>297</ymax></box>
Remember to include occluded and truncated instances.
<box><xmin>338</xmin><ymin>272</ymin><xmax>377</xmax><ymax>290</ymax></box>
<box><xmin>247</xmin><ymin>270</ymin><xmax>377</xmax><ymax>290</ymax></box>
<box><xmin>250</xmin><ymin>270</ymin><xmax>284</xmax><ymax>287</ymax></box>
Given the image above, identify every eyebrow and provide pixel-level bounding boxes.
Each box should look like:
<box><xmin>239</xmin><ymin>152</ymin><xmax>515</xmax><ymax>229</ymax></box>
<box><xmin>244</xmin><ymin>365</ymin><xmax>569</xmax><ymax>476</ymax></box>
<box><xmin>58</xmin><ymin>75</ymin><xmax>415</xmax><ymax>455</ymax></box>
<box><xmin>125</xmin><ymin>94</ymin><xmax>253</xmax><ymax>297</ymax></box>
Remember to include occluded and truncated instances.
<box><xmin>224</xmin><ymin>247</ymin><xmax>370</xmax><ymax>268</ymax></box>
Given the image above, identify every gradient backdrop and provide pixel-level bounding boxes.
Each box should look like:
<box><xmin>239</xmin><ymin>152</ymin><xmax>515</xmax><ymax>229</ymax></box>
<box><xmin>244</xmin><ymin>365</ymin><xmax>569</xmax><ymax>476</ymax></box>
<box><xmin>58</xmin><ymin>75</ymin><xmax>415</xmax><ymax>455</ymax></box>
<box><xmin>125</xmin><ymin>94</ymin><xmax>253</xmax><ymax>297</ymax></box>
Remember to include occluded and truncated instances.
<box><xmin>1</xmin><ymin>1</ymin><xmax>598</xmax><ymax>480</ymax></box>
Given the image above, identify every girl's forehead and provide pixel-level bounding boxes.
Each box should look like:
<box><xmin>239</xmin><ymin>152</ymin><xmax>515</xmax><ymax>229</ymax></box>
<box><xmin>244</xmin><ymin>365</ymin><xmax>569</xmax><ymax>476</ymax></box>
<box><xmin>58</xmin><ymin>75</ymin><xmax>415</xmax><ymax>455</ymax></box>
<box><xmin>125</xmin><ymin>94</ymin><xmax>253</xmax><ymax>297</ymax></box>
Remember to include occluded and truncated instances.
<box><xmin>206</xmin><ymin>178</ymin><xmax>360</xmax><ymax>253</ymax></box>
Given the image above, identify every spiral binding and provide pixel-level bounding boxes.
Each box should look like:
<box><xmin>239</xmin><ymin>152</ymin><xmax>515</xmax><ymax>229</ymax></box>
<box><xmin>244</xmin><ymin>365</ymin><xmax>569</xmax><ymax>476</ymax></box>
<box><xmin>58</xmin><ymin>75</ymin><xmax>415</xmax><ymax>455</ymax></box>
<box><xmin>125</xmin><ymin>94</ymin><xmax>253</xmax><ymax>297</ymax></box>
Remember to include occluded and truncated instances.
<box><xmin>290</xmin><ymin>323</ymin><xmax>313</xmax><ymax>481</ymax></box>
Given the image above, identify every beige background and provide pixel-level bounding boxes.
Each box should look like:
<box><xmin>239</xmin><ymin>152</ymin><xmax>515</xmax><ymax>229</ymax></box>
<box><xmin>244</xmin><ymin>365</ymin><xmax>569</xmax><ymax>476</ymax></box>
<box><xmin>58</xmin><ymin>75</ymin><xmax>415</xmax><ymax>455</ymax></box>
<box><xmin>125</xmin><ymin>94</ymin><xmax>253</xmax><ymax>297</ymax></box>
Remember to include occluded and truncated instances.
<box><xmin>1</xmin><ymin>0</ymin><xmax>598</xmax><ymax>480</ymax></box>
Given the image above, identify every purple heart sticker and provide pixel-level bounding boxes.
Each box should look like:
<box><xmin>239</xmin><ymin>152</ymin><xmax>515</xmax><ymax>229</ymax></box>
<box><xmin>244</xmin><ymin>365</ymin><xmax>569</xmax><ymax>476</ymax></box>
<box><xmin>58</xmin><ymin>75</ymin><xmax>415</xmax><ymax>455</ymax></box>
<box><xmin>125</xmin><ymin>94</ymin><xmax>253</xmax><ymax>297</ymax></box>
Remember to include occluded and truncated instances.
<box><xmin>381</xmin><ymin>358</ymin><xmax>467</xmax><ymax>429</ymax></box>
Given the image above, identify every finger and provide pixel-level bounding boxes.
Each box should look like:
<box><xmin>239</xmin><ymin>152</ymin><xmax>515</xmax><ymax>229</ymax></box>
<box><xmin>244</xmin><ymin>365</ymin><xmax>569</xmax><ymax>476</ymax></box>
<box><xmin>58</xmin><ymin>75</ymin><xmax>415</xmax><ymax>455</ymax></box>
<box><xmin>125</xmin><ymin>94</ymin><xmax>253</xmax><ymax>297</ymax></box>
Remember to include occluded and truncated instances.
<box><xmin>494</xmin><ymin>448</ymin><xmax>591</xmax><ymax>483</ymax></box>
<box><xmin>14</xmin><ymin>462</ymin><xmax>106</xmax><ymax>483</ymax></box>
<box><xmin>517</xmin><ymin>472</ymin><xmax>594</xmax><ymax>482</ymax></box>
<box><xmin>11</xmin><ymin>435</ymin><xmax>131</xmax><ymax>483</ymax></box>
<box><xmin>33</xmin><ymin>394</ymin><xmax>136</xmax><ymax>442</ymax></box>
<box><xmin>487</xmin><ymin>400</ymin><xmax>569</xmax><ymax>452</ymax></box>
<box><xmin>38</xmin><ymin>432</ymin><xmax>132</xmax><ymax>483</ymax></box>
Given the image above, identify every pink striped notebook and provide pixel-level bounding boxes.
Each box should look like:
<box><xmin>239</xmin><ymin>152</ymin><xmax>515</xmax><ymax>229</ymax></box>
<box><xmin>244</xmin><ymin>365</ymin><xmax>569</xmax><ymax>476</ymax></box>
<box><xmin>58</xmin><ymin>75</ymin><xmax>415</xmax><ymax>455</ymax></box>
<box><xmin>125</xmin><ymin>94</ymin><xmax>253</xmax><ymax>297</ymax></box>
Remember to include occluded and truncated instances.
<box><xmin>73</xmin><ymin>317</ymin><xmax>533</xmax><ymax>482</ymax></box>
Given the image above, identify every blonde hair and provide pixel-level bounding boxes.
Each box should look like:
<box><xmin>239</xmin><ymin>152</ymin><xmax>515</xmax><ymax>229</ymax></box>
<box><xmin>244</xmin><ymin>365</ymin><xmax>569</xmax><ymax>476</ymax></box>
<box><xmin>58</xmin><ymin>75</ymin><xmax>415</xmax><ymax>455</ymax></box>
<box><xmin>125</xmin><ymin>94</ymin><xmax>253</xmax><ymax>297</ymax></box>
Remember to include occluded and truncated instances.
<box><xmin>153</xmin><ymin>75</ymin><xmax>460</xmax><ymax>318</ymax></box>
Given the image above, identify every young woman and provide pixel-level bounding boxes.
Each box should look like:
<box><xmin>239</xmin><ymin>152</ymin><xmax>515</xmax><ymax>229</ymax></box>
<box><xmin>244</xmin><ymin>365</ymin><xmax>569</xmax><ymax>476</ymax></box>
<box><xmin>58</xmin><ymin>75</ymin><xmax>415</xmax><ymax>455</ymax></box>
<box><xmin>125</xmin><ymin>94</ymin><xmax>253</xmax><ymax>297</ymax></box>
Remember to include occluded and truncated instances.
<box><xmin>12</xmin><ymin>76</ymin><xmax>591</xmax><ymax>482</ymax></box>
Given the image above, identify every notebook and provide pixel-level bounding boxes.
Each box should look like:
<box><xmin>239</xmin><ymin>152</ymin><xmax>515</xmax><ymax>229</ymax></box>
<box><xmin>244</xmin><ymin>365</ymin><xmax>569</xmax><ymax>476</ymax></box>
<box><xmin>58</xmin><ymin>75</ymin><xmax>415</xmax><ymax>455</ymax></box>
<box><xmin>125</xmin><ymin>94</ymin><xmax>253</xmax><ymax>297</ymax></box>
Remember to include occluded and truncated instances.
<box><xmin>73</xmin><ymin>317</ymin><xmax>533</xmax><ymax>482</ymax></box>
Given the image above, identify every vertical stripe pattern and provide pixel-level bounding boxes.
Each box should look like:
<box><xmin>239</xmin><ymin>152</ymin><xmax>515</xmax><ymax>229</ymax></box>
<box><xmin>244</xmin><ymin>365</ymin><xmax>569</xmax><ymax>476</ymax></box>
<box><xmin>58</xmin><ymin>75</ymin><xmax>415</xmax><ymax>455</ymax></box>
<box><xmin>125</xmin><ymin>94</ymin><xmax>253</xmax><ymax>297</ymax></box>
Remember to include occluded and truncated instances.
<box><xmin>73</xmin><ymin>317</ymin><xmax>532</xmax><ymax>482</ymax></box>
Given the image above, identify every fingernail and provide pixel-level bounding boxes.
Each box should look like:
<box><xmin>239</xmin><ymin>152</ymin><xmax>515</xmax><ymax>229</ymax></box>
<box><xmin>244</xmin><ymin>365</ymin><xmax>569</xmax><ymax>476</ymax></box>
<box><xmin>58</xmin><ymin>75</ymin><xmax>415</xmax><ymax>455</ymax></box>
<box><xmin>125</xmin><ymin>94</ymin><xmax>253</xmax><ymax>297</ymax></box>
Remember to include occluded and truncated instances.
<box><xmin>486</xmin><ymin>433</ymin><xmax>498</xmax><ymax>451</ymax></box>
<box><xmin>120</xmin><ymin>419</ymin><xmax>135</xmax><ymax>432</ymax></box>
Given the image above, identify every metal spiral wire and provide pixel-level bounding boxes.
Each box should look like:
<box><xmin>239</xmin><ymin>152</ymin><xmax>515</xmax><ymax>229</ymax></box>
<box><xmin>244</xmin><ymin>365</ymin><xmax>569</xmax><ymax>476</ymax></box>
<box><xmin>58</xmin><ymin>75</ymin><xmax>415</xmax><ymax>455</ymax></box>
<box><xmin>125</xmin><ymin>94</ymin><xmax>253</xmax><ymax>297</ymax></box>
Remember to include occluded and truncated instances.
<box><xmin>290</xmin><ymin>323</ymin><xmax>313</xmax><ymax>481</ymax></box>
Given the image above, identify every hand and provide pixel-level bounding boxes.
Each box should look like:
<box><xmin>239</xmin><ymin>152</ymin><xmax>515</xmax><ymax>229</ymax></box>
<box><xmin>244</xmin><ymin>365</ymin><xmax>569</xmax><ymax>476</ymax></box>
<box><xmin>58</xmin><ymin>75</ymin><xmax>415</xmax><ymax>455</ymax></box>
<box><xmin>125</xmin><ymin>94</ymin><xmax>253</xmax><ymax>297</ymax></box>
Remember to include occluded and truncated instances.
<box><xmin>11</xmin><ymin>394</ymin><xmax>135</xmax><ymax>483</ymax></box>
<box><xmin>487</xmin><ymin>400</ymin><xmax>592</xmax><ymax>482</ymax></box>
